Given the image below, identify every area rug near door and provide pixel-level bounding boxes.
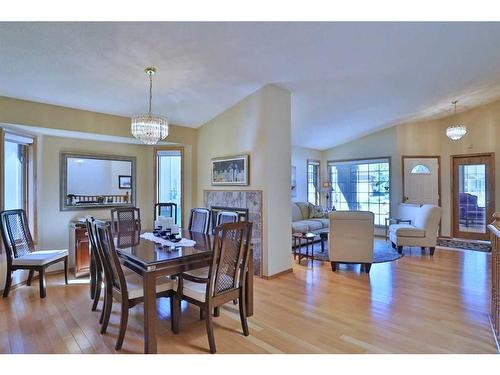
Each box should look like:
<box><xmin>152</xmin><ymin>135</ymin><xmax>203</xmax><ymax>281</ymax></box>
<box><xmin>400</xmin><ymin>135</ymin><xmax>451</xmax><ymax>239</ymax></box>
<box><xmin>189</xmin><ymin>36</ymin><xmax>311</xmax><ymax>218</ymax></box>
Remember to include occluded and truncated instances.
<box><xmin>437</xmin><ymin>237</ymin><xmax>491</xmax><ymax>252</ymax></box>
<box><xmin>295</xmin><ymin>240</ymin><xmax>402</xmax><ymax>263</ymax></box>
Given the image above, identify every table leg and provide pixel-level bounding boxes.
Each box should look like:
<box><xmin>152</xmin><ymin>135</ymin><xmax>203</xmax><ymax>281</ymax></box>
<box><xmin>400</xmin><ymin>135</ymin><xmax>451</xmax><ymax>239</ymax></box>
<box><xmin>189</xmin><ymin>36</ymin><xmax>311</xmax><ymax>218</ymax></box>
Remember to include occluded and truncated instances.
<box><xmin>143</xmin><ymin>271</ymin><xmax>157</xmax><ymax>354</ymax></box>
<box><xmin>320</xmin><ymin>235</ymin><xmax>325</xmax><ymax>253</ymax></box>
<box><xmin>245</xmin><ymin>248</ymin><xmax>254</xmax><ymax>317</ymax></box>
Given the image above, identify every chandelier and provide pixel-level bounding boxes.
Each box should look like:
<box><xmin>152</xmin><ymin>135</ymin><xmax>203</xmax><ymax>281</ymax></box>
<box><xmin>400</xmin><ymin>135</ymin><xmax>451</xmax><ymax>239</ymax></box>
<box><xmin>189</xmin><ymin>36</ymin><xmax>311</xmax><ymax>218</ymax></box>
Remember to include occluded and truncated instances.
<box><xmin>131</xmin><ymin>67</ymin><xmax>169</xmax><ymax>145</ymax></box>
<box><xmin>446</xmin><ymin>100</ymin><xmax>467</xmax><ymax>141</ymax></box>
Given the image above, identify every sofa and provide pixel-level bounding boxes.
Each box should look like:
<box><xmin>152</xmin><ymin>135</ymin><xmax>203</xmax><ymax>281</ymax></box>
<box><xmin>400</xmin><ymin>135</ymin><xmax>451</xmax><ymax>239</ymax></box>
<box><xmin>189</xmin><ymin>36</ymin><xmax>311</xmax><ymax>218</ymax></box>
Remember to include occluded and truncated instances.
<box><xmin>329</xmin><ymin>211</ymin><xmax>374</xmax><ymax>273</ymax></box>
<box><xmin>292</xmin><ymin>201</ymin><xmax>329</xmax><ymax>234</ymax></box>
<box><xmin>389</xmin><ymin>203</ymin><xmax>442</xmax><ymax>255</ymax></box>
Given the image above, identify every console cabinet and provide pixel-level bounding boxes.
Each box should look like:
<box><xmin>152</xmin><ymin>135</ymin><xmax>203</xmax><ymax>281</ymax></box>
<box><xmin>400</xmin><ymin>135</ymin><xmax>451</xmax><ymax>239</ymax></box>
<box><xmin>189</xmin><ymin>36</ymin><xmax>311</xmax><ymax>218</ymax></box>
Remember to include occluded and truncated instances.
<box><xmin>70</xmin><ymin>222</ymin><xmax>91</xmax><ymax>278</ymax></box>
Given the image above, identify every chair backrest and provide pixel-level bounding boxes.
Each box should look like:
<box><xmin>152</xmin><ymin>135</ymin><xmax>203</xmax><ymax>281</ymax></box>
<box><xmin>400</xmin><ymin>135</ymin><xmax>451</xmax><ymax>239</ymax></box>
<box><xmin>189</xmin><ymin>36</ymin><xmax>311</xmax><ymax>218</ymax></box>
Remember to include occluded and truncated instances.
<box><xmin>110</xmin><ymin>207</ymin><xmax>141</xmax><ymax>234</ymax></box>
<box><xmin>328</xmin><ymin>211</ymin><xmax>374</xmax><ymax>263</ymax></box>
<box><xmin>0</xmin><ymin>209</ymin><xmax>34</xmax><ymax>263</ymax></box>
<box><xmin>85</xmin><ymin>217</ymin><xmax>104</xmax><ymax>279</ymax></box>
<box><xmin>206</xmin><ymin>221</ymin><xmax>252</xmax><ymax>299</ymax></box>
<box><xmin>413</xmin><ymin>204</ymin><xmax>442</xmax><ymax>235</ymax></box>
<box><xmin>188</xmin><ymin>208</ymin><xmax>210</xmax><ymax>233</ymax></box>
<box><xmin>154</xmin><ymin>203</ymin><xmax>178</xmax><ymax>224</ymax></box>
<box><xmin>216</xmin><ymin>211</ymin><xmax>238</xmax><ymax>226</ymax></box>
<box><xmin>93</xmin><ymin>220</ymin><xmax>128</xmax><ymax>296</ymax></box>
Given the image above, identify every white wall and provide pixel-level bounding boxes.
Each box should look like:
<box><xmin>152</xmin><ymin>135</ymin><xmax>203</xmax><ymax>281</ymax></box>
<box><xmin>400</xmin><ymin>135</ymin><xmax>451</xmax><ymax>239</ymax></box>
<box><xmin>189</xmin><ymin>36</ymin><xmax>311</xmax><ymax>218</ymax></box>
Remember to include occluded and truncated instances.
<box><xmin>197</xmin><ymin>84</ymin><xmax>292</xmax><ymax>277</ymax></box>
<box><xmin>291</xmin><ymin>145</ymin><xmax>322</xmax><ymax>203</ymax></box>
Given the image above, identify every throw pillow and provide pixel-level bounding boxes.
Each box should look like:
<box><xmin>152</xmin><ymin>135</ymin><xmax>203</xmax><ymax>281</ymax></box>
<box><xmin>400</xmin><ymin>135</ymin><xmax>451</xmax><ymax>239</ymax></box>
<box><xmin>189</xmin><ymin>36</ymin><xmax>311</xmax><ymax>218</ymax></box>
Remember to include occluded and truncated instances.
<box><xmin>310</xmin><ymin>204</ymin><xmax>328</xmax><ymax>218</ymax></box>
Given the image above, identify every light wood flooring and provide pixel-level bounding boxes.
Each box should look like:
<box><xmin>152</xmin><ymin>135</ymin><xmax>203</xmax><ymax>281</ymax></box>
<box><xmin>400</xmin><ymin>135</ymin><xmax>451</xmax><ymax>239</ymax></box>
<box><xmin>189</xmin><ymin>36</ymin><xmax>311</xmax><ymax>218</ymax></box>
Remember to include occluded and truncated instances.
<box><xmin>0</xmin><ymin>240</ymin><xmax>497</xmax><ymax>354</ymax></box>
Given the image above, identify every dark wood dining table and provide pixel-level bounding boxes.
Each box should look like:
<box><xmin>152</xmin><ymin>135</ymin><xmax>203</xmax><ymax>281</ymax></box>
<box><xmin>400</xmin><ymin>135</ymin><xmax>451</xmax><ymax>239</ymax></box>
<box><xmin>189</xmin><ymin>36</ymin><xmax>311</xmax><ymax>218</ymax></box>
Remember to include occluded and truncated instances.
<box><xmin>113</xmin><ymin>229</ymin><xmax>254</xmax><ymax>354</ymax></box>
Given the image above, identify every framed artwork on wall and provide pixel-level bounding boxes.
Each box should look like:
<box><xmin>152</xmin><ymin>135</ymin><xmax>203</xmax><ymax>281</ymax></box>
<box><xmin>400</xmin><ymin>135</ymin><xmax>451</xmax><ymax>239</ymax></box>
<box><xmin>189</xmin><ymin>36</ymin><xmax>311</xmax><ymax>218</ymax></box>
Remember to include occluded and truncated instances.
<box><xmin>211</xmin><ymin>154</ymin><xmax>249</xmax><ymax>186</ymax></box>
<box><xmin>119</xmin><ymin>175</ymin><xmax>132</xmax><ymax>189</ymax></box>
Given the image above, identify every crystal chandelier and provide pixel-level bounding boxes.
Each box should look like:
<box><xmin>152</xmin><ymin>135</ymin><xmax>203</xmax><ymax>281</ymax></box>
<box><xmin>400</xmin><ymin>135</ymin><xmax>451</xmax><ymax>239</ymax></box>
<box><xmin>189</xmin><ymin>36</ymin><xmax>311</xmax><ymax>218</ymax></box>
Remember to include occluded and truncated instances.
<box><xmin>131</xmin><ymin>67</ymin><xmax>169</xmax><ymax>145</ymax></box>
<box><xmin>446</xmin><ymin>100</ymin><xmax>467</xmax><ymax>141</ymax></box>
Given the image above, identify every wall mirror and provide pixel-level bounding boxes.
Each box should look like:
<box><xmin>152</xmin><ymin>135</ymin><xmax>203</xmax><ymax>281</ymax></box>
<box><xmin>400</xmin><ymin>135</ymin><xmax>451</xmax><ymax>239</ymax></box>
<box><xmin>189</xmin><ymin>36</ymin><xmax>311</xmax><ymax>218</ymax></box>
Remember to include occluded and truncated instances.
<box><xmin>60</xmin><ymin>152</ymin><xmax>136</xmax><ymax>211</ymax></box>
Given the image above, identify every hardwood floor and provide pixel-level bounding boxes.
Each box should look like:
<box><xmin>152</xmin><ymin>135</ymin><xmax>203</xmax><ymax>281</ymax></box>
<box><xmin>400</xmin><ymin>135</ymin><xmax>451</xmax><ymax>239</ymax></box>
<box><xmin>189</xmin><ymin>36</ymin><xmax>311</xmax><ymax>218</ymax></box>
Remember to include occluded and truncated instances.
<box><xmin>0</xmin><ymin>241</ymin><xmax>497</xmax><ymax>354</ymax></box>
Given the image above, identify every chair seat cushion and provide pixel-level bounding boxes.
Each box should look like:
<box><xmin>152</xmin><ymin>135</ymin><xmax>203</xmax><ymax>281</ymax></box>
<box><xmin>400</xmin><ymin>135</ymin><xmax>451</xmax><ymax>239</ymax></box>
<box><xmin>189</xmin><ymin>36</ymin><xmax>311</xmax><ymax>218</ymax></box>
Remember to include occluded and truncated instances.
<box><xmin>389</xmin><ymin>224</ymin><xmax>425</xmax><ymax>238</ymax></box>
<box><xmin>174</xmin><ymin>278</ymin><xmax>207</xmax><ymax>302</ymax></box>
<box><xmin>184</xmin><ymin>266</ymin><xmax>209</xmax><ymax>278</ymax></box>
<box><xmin>127</xmin><ymin>274</ymin><xmax>173</xmax><ymax>300</ymax></box>
<box><xmin>12</xmin><ymin>249</ymin><xmax>68</xmax><ymax>266</ymax></box>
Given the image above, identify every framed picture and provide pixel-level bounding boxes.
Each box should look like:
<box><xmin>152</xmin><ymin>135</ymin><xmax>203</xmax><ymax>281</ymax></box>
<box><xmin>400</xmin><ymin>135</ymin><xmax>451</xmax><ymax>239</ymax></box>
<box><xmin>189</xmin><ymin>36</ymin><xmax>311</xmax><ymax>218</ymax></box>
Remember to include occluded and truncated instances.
<box><xmin>118</xmin><ymin>175</ymin><xmax>132</xmax><ymax>189</ymax></box>
<box><xmin>211</xmin><ymin>154</ymin><xmax>249</xmax><ymax>186</ymax></box>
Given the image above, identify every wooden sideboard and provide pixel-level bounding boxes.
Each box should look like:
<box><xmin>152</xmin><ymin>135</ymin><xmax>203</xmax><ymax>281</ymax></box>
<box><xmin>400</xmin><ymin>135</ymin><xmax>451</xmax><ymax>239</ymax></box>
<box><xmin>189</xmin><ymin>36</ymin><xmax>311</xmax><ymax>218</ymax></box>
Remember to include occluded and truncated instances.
<box><xmin>489</xmin><ymin>212</ymin><xmax>500</xmax><ymax>345</ymax></box>
<box><xmin>69</xmin><ymin>222</ymin><xmax>91</xmax><ymax>278</ymax></box>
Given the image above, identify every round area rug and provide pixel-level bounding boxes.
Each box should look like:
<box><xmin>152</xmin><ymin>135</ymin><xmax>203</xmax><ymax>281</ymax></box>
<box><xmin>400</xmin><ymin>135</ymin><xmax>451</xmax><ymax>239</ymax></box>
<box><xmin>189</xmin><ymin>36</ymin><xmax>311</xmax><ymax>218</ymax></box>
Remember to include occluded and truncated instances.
<box><xmin>300</xmin><ymin>240</ymin><xmax>402</xmax><ymax>263</ymax></box>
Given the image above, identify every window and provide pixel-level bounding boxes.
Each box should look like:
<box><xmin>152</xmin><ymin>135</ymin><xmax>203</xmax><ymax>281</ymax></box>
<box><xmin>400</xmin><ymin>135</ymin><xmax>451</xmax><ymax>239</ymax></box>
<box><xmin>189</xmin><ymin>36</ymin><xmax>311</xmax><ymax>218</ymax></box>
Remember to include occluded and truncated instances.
<box><xmin>410</xmin><ymin>164</ymin><xmax>431</xmax><ymax>174</ymax></box>
<box><xmin>328</xmin><ymin>158</ymin><xmax>390</xmax><ymax>226</ymax></box>
<box><xmin>156</xmin><ymin>148</ymin><xmax>183</xmax><ymax>225</ymax></box>
<box><xmin>2</xmin><ymin>130</ymin><xmax>37</xmax><ymax>240</ymax></box>
<box><xmin>307</xmin><ymin>160</ymin><xmax>320</xmax><ymax>205</ymax></box>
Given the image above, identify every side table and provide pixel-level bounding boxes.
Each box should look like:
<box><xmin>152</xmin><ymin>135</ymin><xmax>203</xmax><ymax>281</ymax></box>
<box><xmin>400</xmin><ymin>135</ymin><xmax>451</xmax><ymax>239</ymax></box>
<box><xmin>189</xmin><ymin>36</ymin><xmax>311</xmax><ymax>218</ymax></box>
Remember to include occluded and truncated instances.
<box><xmin>292</xmin><ymin>232</ymin><xmax>316</xmax><ymax>266</ymax></box>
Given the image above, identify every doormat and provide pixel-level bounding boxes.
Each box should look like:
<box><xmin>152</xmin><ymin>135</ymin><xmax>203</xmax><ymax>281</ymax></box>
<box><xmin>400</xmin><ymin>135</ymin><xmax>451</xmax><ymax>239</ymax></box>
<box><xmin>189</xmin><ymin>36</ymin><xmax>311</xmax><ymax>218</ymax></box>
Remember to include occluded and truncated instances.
<box><xmin>437</xmin><ymin>237</ymin><xmax>491</xmax><ymax>252</ymax></box>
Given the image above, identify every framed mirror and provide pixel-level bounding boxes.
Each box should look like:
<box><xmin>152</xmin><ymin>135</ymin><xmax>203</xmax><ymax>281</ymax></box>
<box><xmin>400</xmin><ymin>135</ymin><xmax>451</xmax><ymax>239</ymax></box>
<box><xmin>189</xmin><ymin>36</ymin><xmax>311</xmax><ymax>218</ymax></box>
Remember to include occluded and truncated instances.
<box><xmin>60</xmin><ymin>152</ymin><xmax>136</xmax><ymax>211</ymax></box>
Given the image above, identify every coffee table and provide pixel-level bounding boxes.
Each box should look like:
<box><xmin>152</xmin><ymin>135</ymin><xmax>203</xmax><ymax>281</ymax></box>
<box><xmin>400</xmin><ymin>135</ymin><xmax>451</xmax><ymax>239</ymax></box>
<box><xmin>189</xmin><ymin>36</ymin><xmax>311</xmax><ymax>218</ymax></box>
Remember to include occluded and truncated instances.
<box><xmin>292</xmin><ymin>232</ymin><xmax>316</xmax><ymax>266</ymax></box>
<box><xmin>317</xmin><ymin>229</ymin><xmax>329</xmax><ymax>253</ymax></box>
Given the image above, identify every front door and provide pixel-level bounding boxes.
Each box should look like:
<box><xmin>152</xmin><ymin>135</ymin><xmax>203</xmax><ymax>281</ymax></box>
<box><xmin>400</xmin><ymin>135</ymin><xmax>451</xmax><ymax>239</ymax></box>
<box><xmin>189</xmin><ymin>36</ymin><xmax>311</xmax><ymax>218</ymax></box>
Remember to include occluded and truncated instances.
<box><xmin>403</xmin><ymin>156</ymin><xmax>440</xmax><ymax>205</ymax></box>
<box><xmin>452</xmin><ymin>153</ymin><xmax>495</xmax><ymax>241</ymax></box>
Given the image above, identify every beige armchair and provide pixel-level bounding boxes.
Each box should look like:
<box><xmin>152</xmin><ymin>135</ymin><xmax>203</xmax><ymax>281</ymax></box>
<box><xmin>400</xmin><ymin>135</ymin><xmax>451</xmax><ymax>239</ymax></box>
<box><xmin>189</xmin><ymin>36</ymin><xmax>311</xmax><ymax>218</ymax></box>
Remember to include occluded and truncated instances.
<box><xmin>389</xmin><ymin>204</ymin><xmax>441</xmax><ymax>255</ymax></box>
<box><xmin>329</xmin><ymin>211</ymin><xmax>374</xmax><ymax>273</ymax></box>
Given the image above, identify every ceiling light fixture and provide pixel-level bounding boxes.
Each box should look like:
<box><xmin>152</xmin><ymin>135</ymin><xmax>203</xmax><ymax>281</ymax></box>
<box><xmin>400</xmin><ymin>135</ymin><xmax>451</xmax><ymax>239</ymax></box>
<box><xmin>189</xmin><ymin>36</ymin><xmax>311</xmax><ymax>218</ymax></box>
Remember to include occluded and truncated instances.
<box><xmin>446</xmin><ymin>100</ymin><xmax>467</xmax><ymax>141</ymax></box>
<box><xmin>131</xmin><ymin>67</ymin><xmax>169</xmax><ymax>145</ymax></box>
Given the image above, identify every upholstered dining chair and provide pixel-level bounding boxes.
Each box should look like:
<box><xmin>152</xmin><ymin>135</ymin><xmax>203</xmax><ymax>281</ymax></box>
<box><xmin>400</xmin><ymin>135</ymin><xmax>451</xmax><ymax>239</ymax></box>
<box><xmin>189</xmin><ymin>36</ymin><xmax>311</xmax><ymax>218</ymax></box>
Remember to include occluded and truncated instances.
<box><xmin>93</xmin><ymin>220</ymin><xmax>175</xmax><ymax>350</ymax></box>
<box><xmin>110</xmin><ymin>207</ymin><xmax>141</xmax><ymax>234</ymax></box>
<box><xmin>0</xmin><ymin>209</ymin><xmax>68</xmax><ymax>298</ymax></box>
<box><xmin>154</xmin><ymin>203</ymin><xmax>178</xmax><ymax>224</ymax></box>
<box><xmin>188</xmin><ymin>208</ymin><xmax>211</xmax><ymax>233</ymax></box>
<box><xmin>172</xmin><ymin>221</ymin><xmax>253</xmax><ymax>354</ymax></box>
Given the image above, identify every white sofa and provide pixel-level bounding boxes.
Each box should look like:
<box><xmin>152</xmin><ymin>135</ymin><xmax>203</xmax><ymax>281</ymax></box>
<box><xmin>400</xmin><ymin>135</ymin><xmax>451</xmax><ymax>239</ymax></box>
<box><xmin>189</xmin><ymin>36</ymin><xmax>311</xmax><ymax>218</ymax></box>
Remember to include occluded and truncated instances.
<box><xmin>389</xmin><ymin>204</ymin><xmax>442</xmax><ymax>255</ymax></box>
<box><xmin>329</xmin><ymin>211</ymin><xmax>374</xmax><ymax>273</ymax></box>
<box><xmin>292</xmin><ymin>201</ymin><xmax>329</xmax><ymax>234</ymax></box>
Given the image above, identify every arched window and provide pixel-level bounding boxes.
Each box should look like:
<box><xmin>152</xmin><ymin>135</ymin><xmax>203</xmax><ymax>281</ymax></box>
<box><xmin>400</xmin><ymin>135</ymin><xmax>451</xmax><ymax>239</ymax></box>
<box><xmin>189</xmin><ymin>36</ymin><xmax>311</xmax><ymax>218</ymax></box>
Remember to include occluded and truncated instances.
<box><xmin>410</xmin><ymin>164</ymin><xmax>431</xmax><ymax>174</ymax></box>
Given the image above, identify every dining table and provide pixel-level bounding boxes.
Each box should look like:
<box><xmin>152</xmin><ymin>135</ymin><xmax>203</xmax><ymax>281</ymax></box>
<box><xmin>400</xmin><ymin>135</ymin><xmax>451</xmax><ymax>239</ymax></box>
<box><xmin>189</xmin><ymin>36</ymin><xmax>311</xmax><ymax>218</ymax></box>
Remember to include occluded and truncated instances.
<box><xmin>112</xmin><ymin>228</ymin><xmax>254</xmax><ymax>354</ymax></box>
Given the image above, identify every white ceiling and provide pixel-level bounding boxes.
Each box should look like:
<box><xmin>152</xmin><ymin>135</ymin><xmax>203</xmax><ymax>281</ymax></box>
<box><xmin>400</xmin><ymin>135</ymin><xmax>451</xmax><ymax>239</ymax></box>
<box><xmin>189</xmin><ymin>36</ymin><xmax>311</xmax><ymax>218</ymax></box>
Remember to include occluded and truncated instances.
<box><xmin>2</xmin><ymin>22</ymin><xmax>500</xmax><ymax>150</ymax></box>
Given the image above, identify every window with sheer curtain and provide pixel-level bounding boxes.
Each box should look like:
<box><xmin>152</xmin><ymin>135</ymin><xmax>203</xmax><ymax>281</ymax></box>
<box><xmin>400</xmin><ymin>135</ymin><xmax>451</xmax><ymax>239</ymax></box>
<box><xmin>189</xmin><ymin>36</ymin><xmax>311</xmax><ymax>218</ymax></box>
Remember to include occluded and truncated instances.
<box><xmin>307</xmin><ymin>160</ymin><xmax>320</xmax><ymax>205</ymax></box>
<box><xmin>327</xmin><ymin>158</ymin><xmax>390</xmax><ymax>226</ymax></box>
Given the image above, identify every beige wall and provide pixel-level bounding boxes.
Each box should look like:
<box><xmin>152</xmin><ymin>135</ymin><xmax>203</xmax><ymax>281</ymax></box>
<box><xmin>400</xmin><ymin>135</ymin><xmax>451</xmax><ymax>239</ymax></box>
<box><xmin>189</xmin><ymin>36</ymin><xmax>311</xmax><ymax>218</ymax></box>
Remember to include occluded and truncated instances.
<box><xmin>320</xmin><ymin>99</ymin><xmax>500</xmax><ymax>237</ymax></box>
<box><xmin>291</xmin><ymin>146</ymin><xmax>322</xmax><ymax>203</ymax></box>
<box><xmin>196</xmin><ymin>85</ymin><xmax>292</xmax><ymax>277</ymax></box>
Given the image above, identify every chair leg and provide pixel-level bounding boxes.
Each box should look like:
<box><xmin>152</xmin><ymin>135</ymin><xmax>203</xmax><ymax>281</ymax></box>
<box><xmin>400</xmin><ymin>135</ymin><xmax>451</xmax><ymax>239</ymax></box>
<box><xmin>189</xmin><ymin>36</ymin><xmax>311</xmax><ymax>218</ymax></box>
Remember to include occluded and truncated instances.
<box><xmin>429</xmin><ymin>247</ymin><xmax>435</xmax><ymax>256</ymax></box>
<box><xmin>99</xmin><ymin>287</ymin><xmax>107</xmax><ymax>324</ymax></box>
<box><xmin>239</xmin><ymin>290</ymin><xmax>249</xmax><ymax>336</ymax></box>
<box><xmin>91</xmin><ymin>274</ymin><xmax>102</xmax><ymax>311</ymax></box>
<box><xmin>100</xmin><ymin>288</ymin><xmax>113</xmax><ymax>334</ymax></box>
<box><xmin>233</xmin><ymin>299</ymin><xmax>238</xmax><ymax>305</ymax></box>
<box><xmin>2</xmin><ymin>270</ymin><xmax>12</xmax><ymax>298</ymax></box>
<box><xmin>213</xmin><ymin>307</ymin><xmax>220</xmax><ymax>317</ymax></box>
<box><xmin>27</xmin><ymin>270</ymin><xmax>34</xmax><ymax>286</ymax></box>
<box><xmin>397</xmin><ymin>246</ymin><xmax>403</xmax><ymax>254</ymax></box>
<box><xmin>200</xmin><ymin>307</ymin><xmax>205</xmax><ymax>320</ymax></box>
<box><xmin>330</xmin><ymin>261</ymin><xmax>337</xmax><ymax>272</ymax></box>
<box><xmin>115</xmin><ymin>301</ymin><xmax>129</xmax><ymax>350</ymax></box>
<box><xmin>64</xmin><ymin>257</ymin><xmax>69</xmax><ymax>285</ymax></box>
<box><xmin>172</xmin><ymin>295</ymin><xmax>181</xmax><ymax>334</ymax></box>
<box><xmin>364</xmin><ymin>263</ymin><xmax>372</xmax><ymax>274</ymax></box>
<box><xmin>205</xmin><ymin>307</ymin><xmax>216</xmax><ymax>354</ymax></box>
<box><xmin>39</xmin><ymin>268</ymin><xmax>46</xmax><ymax>299</ymax></box>
<box><xmin>391</xmin><ymin>242</ymin><xmax>396</xmax><ymax>249</ymax></box>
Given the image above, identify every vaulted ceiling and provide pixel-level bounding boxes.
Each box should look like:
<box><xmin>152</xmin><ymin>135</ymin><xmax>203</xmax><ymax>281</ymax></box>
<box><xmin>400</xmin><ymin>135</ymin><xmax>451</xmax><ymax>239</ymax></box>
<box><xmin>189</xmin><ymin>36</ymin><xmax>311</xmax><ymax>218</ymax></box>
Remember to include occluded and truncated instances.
<box><xmin>2</xmin><ymin>22</ymin><xmax>500</xmax><ymax>149</ymax></box>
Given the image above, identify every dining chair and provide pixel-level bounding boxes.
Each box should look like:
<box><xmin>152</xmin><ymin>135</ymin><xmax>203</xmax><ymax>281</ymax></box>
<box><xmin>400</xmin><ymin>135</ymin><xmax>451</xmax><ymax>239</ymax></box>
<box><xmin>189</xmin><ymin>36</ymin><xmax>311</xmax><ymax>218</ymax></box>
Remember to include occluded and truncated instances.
<box><xmin>172</xmin><ymin>221</ymin><xmax>253</xmax><ymax>354</ymax></box>
<box><xmin>0</xmin><ymin>209</ymin><xmax>68</xmax><ymax>299</ymax></box>
<box><xmin>93</xmin><ymin>220</ymin><xmax>175</xmax><ymax>350</ymax></box>
<box><xmin>188</xmin><ymin>208</ymin><xmax>211</xmax><ymax>233</ymax></box>
<box><xmin>154</xmin><ymin>203</ymin><xmax>178</xmax><ymax>224</ymax></box>
<box><xmin>214</xmin><ymin>211</ymin><xmax>238</xmax><ymax>231</ymax></box>
<box><xmin>110</xmin><ymin>207</ymin><xmax>141</xmax><ymax>234</ymax></box>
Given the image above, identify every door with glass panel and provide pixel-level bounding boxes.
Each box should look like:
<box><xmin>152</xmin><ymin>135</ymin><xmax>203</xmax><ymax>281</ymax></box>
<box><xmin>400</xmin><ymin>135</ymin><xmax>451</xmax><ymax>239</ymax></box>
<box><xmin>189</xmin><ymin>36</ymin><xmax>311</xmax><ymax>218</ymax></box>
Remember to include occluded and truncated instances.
<box><xmin>452</xmin><ymin>153</ymin><xmax>495</xmax><ymax>241</ymax></box>
<box><xmin>156</xmin><ymin>148</ymin><xmax>183</xmax><ymax>226</ymax></box>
